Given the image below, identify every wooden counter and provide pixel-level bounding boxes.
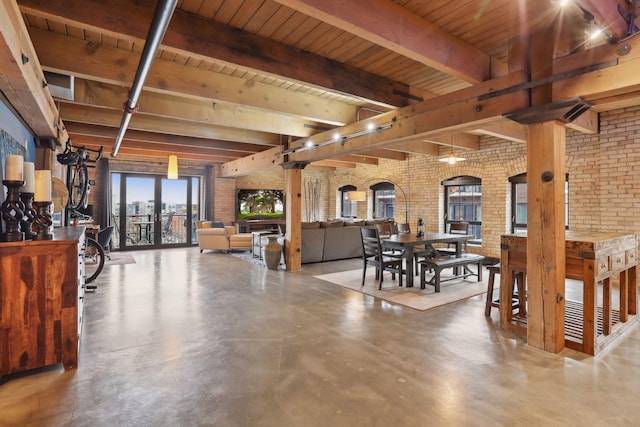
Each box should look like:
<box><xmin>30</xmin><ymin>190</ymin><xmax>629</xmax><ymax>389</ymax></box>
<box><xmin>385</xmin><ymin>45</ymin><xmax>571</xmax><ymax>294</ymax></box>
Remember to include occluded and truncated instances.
<box><xmin>0</xmin><ymin>227</ymin><xmax>85</xmax><ymax>376</ymax></box>
<box><xmin>500</xmin><ymin>231</ymin><xmax>637</xmax><ymax>355</ymax></box>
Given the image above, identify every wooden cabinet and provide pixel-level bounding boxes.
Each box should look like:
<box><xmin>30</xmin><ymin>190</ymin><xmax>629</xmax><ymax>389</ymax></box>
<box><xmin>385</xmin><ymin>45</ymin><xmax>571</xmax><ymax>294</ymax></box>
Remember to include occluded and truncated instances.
<box><xmin>500</xmin><ymin>231</ymin><xmax>638</xmax><ymax>355</ymax></box>
<box><xmin>0</xmin><ymin>227</ymin><xmax>85</xmax><ymax>376</ymax></box>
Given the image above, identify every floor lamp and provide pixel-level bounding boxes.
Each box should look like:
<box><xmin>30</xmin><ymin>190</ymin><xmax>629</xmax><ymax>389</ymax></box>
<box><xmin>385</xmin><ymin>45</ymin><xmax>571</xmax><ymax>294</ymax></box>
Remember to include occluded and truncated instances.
<box><xmin>346</xmin><ymin>178</ymin><xmax>409</xmax><ymax>224</ymax></box>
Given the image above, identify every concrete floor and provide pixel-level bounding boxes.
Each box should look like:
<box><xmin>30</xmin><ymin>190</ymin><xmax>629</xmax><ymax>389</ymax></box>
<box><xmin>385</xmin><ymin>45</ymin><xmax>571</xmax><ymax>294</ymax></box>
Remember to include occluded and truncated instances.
<box><xmin>1</xmin><ymin>247</ymin><xmax>640</xmax><ymax>426</ymax></box>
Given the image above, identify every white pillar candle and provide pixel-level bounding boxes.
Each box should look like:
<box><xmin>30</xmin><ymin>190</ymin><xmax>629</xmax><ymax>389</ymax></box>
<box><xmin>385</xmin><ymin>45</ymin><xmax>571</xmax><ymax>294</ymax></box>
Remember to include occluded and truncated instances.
<box><xmin>34</xmin><ymin>170</ymin><xmax>52</xmax><ymax>202</ymax></box>
<box><xmin>5</xmin><ymin>155</ymin><xmax>23</xmax><ymax>181</ymax></box>
<box><xmin>22</xmin><ymin>162</ymin><xmax>35</xmax><ymax>193</ymax></box>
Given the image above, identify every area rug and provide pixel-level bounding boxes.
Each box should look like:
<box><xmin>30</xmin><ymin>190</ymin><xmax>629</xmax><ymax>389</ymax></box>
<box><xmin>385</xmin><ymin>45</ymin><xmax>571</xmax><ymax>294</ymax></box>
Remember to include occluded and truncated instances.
<box><xmin>230</xmin><ymin>250</ymin><xmax>266</xmax><ymax>266</ymax></box>
<box><xmin>314</xmin><ymin>268</ymin><xmax>490</xmax><ymax>311</ymax></box>
<box><xmin>104</xmin><ymin>252</ymin><xmax>136</xmax><ymax>266</ymax></box>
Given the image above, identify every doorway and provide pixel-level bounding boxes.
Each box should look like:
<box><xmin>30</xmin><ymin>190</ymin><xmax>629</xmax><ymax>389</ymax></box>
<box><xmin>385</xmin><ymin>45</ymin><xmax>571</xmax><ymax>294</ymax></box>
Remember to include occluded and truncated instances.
<box><xmin>111</xmin><ymin>173</ymin><xmax>200</xmax><ymax>249</ymax></box>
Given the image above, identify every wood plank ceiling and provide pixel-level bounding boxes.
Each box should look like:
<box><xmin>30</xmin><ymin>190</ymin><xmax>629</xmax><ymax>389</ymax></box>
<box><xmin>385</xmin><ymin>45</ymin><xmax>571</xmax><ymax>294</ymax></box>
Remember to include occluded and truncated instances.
<box><xmin>6</xmin><ymin>0</ymin><xmax>637</xmax><ymax>170</ymax></box>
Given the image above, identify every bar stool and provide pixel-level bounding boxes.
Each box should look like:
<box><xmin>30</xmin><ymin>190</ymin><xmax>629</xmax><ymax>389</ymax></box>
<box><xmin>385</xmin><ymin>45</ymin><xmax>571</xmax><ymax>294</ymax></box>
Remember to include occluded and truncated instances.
<box><xmin>484</xmin><ymin>263</ymin><xmax>525</xmax><ymax>316</ymax></box>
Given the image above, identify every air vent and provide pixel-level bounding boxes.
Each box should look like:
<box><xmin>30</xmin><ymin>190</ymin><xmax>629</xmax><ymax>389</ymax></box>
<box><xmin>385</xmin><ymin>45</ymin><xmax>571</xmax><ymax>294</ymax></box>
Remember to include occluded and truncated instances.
<box><xmin>43</xmin><ymin>71</ymin><xmax>74</xmax><ymax>101</ymax></box>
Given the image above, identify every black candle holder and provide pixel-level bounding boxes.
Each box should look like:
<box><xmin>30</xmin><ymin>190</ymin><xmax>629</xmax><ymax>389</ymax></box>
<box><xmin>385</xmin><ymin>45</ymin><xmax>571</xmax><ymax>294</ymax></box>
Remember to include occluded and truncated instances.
<box><xmin>1</xmin><ymin>180</ymin><xmax>25</xmax><ymax>242</ymax></box>
<box><xmin>19</xmin><ymin>191</ymin><xmax>37</xmax><ymax>240</ymax></box>
<box><xmin>33</xmin><ymin>201</ymin><xmax>53</xmax><ymax>241</ymax></box>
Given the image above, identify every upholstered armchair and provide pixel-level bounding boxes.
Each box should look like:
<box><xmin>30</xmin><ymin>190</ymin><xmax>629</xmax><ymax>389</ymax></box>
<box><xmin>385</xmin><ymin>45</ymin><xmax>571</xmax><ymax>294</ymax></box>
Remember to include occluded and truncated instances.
<box><xmin>195</xmin><ymin>221</ymin><xmax>251</xmax><ymax>253</ymax></box>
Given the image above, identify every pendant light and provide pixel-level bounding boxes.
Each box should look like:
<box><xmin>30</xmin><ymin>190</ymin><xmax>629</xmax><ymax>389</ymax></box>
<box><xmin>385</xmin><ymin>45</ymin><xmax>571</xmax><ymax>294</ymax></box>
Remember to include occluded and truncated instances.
<box><xmin>167</xmin><ymin>154</ymin><xmax>179</xmax><ymax>179</ymax></box>
<box><xmin>438</xmin><ymin>139</ymin><xmax>465</xmax><ymax>164</ymax></box>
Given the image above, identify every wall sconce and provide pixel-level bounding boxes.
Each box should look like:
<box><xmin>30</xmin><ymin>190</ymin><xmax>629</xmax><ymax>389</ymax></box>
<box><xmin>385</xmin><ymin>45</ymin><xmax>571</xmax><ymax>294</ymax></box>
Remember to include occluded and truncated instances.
<box><xmin>167</xmin><ymin>154</ymin><xmax>179</xmax><ymax>179</ymax></box>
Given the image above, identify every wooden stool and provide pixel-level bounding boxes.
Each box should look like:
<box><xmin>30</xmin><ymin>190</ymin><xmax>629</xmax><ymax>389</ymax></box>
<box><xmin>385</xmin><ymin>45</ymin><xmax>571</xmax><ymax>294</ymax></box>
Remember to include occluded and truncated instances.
<box><xmin>484</xmin><ymin>263</ymin><xmax>525</xmax><ymax>316</ymax></box>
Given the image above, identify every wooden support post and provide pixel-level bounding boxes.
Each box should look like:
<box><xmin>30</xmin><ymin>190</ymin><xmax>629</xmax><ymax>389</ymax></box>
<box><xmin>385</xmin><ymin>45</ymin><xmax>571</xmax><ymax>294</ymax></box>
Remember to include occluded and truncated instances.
<box><xmin>526</xmin><ymin>120</ymin><xmax>566</xmax><ymax>353</ymax></box>
<box><xmin>629</xmin><ymin>266</ymin><xmax>638</xmax><ymax>315</ymax></box>
<box><xmin>582</xmin><ymin>257</ymin><xmax>597</xmax><ymax>355</ymax></box>
<box><xmin>285</xmin><ymin>168</ymin><xmax>302</xmax><ymax>271</ymax></box>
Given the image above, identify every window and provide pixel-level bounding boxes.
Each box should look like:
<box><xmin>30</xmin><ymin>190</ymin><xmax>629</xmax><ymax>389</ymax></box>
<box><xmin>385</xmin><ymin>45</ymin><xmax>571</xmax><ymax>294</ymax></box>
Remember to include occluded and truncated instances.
<box><xmin>370</xmin><ymin>182</ymin><xmax>395</xmax><ymax>219</ymax></box>
<box><xmin>442</xmin><ymin>176</ymin><xmax>482</xmax><ymax>244</ymax></box>
<box><xmin>339</xmin><ymin>185</ymin><xmax>357</xmax><ymax>217</ymax></box>
<box><xmin>509</xmin><ymin>173</ymin><xmax>569</xmax><ymax>233</ymax></box>
<box><xmin>509</xmin><ymin>173</ymin><xmax>528</xmax><ymax>234</ymax></box>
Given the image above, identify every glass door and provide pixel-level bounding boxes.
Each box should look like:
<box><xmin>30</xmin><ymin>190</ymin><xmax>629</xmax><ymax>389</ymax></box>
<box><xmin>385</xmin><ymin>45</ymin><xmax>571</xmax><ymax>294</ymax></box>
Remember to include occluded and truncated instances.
<box><xmin>123</xmin><ymin>175</ymin><xmax>156</xmax><ymax>249</ymax></box>
<box><xmin>160</xmin><ymin>178</ymin><xmax>186</xmax><ymax>245</ymax></box>
<box><xmin>111</xmin><ymin>173</ymin><xmax>200</xmax><ymax>250</ymax></box>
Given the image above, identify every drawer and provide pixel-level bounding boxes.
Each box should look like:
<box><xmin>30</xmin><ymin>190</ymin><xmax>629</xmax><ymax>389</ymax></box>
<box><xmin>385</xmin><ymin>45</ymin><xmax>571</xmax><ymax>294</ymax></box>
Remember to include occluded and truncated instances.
<box><xmin>596</xmin><ymin>256</ymin><xmax>610</xmax><ymax>276</ymax></box>
<box><xmin>626</xmin><ymin>250</ymin><xmax>637</xmax><ymax>266</ymax></box>
<box><xmin>612</xmin><ymin>252</ymin><xmax>625</xmax><ymax>272</ymax></box>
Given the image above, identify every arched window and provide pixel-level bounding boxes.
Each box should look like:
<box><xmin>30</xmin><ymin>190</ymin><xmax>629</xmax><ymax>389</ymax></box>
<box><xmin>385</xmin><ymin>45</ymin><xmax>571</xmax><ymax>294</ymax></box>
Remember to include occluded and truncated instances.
<box><xmin>509</xmin><ymin>173</ymin><xmax>528</xmax><ymax>233</ymax></box>
<box><xmin>509</xmin><ymin>173</ymin><xmax>569</xmax><ymax>233</ymax></box>
<box><xmin>442</xmin><ymin>176</ymin><xmax>482</xmax><ymax>244</ymax></box>
<box><xmin>370</xmin><ymin>182</ymin><xmax>395</xmax><ymax>219</ymax></box>
<box><xmin>339</xmin><ymin>184</ymin><xmax>357</xmax><ymax>218</ymax></box>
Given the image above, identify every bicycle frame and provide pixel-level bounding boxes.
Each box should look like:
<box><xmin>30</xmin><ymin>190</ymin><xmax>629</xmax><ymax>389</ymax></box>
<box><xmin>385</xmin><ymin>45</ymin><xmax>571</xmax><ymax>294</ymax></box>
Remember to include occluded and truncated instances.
<box><xmin>57</xmin><ymin>140</ymin><xmax>104</xmax><ymax>225</ymax></box>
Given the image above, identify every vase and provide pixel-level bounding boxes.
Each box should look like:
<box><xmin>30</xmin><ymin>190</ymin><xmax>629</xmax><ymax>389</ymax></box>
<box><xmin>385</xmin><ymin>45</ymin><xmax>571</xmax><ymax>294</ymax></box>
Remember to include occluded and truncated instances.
<box><xmin>263</xmin><ymin>236</ymin><xmax>282</xmax><ymax>270</ymax></box>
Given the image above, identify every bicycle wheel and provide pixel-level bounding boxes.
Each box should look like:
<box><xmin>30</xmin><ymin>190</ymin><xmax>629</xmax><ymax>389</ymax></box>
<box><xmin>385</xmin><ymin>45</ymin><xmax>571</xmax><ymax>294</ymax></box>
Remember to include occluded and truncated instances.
<box><xmin>69</xmin><ymin>164</ymin><xmax>89</xmax><ymax>210</ymax></box>
<box><xmin>84</xmin><ymin>237</ymin><xmax>105</xmax><ymax>285</ymax></box>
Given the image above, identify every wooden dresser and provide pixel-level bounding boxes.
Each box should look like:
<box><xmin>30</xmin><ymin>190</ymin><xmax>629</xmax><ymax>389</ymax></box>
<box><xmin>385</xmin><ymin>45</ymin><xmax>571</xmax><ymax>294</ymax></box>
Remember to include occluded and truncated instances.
<box><xmin>0</xmin><ymin>227</ymin><xmax>85</xmax><ymax>376</ymax></box>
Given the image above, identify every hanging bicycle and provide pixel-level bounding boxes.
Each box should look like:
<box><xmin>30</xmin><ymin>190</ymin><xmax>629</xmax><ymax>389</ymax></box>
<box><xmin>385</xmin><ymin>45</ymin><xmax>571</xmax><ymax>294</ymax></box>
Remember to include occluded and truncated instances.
<box><xmin>56</xmin><ymin>139</ymin><xmax>103</xmax><ymax>211</ymax></box>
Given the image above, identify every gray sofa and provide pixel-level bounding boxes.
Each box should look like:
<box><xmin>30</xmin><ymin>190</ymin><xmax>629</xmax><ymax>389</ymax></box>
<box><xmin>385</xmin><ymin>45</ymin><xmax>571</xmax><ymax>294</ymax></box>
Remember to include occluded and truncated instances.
<box><xmin>300</xmin><ymin>220</ymin><xmax>394</xmax><ymax>264</ymax></box>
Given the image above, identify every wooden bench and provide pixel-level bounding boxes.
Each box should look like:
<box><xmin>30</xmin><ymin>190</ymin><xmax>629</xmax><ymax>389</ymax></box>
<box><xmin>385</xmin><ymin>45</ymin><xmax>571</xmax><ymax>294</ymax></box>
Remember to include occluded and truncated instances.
<box><xmin>419</xmin><ymin>254</ymin><xmax>485</xmax><ymax>292</ymax></box>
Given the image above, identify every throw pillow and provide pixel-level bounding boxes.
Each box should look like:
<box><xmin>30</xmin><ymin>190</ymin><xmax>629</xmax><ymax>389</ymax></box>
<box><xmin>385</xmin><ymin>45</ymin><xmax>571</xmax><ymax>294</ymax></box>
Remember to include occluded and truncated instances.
<box><xmin>301</xmin><ymin>221</ymin><xmax>320</xmax><ymax>229</ymax></box>
<box><xmin>211</xmin><ymin>221</ymin><xmax>225</xmax><ymax>228</ymax></box>
<box><xmin>320</xmin><ymin>221</ymin><xmax>344</xmax><ymax>228</ymax></box>
<box><xmin>198</xmin><ymin>221</ymin><xmax>213</xmax><ymax>229</ymax></box>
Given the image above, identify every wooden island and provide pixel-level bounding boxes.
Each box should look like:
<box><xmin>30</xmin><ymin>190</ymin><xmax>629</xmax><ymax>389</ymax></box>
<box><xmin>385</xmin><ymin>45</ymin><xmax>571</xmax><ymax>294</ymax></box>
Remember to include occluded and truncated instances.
<box><xmin>500</xmin><ymin>231</ymin><xmax>638</xmax><ymax>355</ymax></box>
<box><xmin>0</xmin><ymin>227</ymin><xmax>85</xmax><ymax>376</ymax></box>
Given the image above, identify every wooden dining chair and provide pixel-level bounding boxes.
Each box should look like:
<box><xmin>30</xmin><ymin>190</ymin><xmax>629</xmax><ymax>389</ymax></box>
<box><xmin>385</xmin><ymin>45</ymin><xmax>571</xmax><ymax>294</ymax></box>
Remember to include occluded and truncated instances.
<box><xmin>360</xmin><ymin>227</ymin><xmax>403</xmax><ymax>289</ymax></box>
<box><xmin>397</xmin><ymin>223</ymin><xmax>437</xmax><ymax>274</ymax></box>
<box><xmin>397</xmin><ymin>223</ymin><xmax>411</xmax><ymax>234</ymax></box>
<box><xmin>438</xmin><ymin>221</ymin><xmax>470</xmax><ymax>255</ymax></box>
<box><xmin>375</xmin><ymin>222</ymin><xmax>393</xmax><ymax>238</ymax></box>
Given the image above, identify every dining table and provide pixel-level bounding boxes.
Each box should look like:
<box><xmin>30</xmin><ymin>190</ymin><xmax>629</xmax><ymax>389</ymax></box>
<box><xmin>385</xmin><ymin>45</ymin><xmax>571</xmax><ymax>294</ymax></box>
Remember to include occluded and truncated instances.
<box><xmin>383</xmin><ymin>232</ymin><xmax>474</xmax><ymax>288</ymax></box>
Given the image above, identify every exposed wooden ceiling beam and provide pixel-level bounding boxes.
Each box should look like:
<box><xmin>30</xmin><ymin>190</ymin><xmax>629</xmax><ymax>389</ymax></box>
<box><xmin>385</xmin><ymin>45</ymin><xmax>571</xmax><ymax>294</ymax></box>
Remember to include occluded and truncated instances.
<box><xmin>331</xmin><ymin>155</ymin><xmax>378</xmax><ymax>166</ymax></box>
<box><xmin>58</xmin><ymin>103</ymin><xmax>280</xmax><ymax>146</ymax></box>
<box><xmin>221</xmin><ymin>146</ymin><xmax>282</xmax><ymax>177</ymax></box>
<box><xmin>272</xmin><ymin>0</ymin><xmax>491</xmax><ymax>84</ymax></box>
<box><xmin>68</xmin><ymin>134</ymin><xmax>250</xmax><ymax>160</ymax></box>
<box><xmin>470</xmin><ymin>120</ymin><xmax>528</xmax><ymax>143</ymax></box>
<box><xmin>18</xmin><ymin>0</ymin><xmax>413</xmax><ymax>107</ymax></box>
<box><xmin>221</xmin><ymin>72</ymin><xmax>529</xmax><ymax>175</ymax></box>
<box><xmin>355</xmin><ymin>149</ymin><xmax>407</xmax><ymax>161</ymax></box>
<box><xmin>387</xmin><ymin>141</ymin><xmax>439</xmax><ymax>156</ymax></box>
<box><xmin>0</xmin><ymin>1</ymin><xmax>67</xmax><ymax>141</ymax></box>
<box><xmin>422</xmin><ymin>133</ymin><xmax>480</xmax><ymax>150</ymax></box>
<box><xmin>71</xmin><ymin>79</ymin><xmax>322</xmax><ymax>138</ymax></box>
<box><xmin>287</xmin><ymin>72</ymin><xmax>528</xmax><ymax>163</ymax></box>
<box><xmin>575</xmin><ymin>0</ymin><xmax>630</xmax><ymax>41</ymax></box>
<box><xmin>312</xmin><ymin>160</ymin><xmax>356</xmax><ymax>169</ymax></box>
<box><xmin>81</xmin><ymin>143</ymin><xmax>238</xmax><ymax>164</ymax></box>
<box><xmin>65</xmin><ymin>122</ymin><xmax>266</xmax><ymax>154</ymax></box>
<box><xmin>28</xmin><ymin>28</ymin><xmax>356</xmax><ymax>126</ymax></box>
<box><xmin>552</xmin><ymin>31</ymin><xmax>640</xmax><ymax>102</ymax></box>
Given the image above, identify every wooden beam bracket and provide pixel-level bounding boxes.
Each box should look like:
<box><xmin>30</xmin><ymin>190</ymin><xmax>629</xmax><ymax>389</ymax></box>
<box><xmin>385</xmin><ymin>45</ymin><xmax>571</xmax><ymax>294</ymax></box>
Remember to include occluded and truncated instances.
<box><xmin>280</xmin><ymin>161</ymin><xmax>309</xmax><ymax>170</ymax></box>
<box><xmin>504</xmin><ymin>98</ymin><xmax>593</xmax><ymax>125</ymax></box>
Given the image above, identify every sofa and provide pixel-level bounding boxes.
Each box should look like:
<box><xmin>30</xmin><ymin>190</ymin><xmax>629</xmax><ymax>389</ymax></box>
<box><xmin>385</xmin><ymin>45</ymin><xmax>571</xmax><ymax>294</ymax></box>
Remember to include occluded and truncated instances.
<box><xmin>195</xmin><ymin>221</ymin><xmax>252</xmax><ymax>252</ymax></box>
<box><xmin>300</xmin><ymin>219</ymin><xmax>394</xmax><ymax>264</ymax></box>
